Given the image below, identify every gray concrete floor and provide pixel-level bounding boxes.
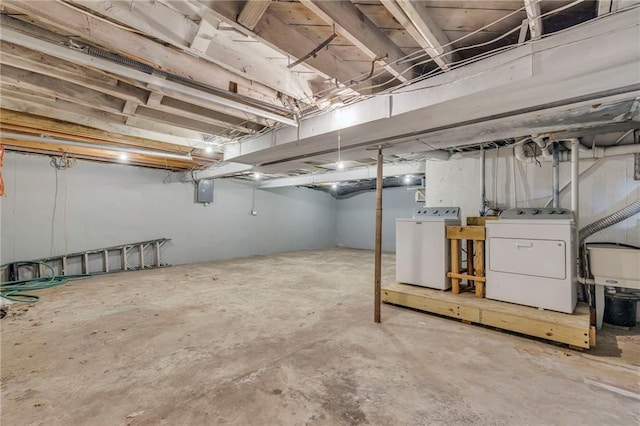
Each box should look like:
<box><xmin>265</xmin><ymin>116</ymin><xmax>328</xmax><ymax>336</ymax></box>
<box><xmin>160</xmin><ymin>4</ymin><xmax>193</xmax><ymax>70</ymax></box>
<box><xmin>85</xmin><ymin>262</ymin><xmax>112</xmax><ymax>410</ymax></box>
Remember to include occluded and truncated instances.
<box><xmin>2</xmin><ymin>248</ymin><xmax>639</xmax><ymax>425</ymax></box>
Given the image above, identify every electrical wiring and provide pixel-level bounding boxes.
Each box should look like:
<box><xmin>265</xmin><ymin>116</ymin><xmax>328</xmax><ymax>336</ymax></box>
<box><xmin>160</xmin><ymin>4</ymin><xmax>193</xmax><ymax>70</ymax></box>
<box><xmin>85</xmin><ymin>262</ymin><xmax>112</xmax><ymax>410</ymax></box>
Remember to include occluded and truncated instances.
<box><xmin>336</xmin><ymin>0</ymin><xmax>587</xmax><ymax>96</ymax></box>
<box><xmin>314</xmin><ymin>0</ymin><xmax>639</xmax><ymax>106</ymax></box>
<box><xmin>50</xmin><ymin>153</ymin><xmax>77</xmax><ymax>170</ymax></box>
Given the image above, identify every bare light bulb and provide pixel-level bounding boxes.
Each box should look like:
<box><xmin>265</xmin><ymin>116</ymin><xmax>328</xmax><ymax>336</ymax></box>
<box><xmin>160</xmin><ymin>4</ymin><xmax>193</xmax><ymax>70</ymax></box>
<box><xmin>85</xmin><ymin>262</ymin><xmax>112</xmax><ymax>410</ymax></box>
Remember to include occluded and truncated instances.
<box><xmin>337</xmin><ymin>161</ymin><xmax>344</xmax><ymax>170</ymax></box>
<box><xmin>254</xmin><ymin>172</ymin><xmax>261</xmax><ymax>180</ymax></box>
<box><xmin>404</xmin><ymin>175</ymin><xmax>412</xmax><ymax>184</ymax></box>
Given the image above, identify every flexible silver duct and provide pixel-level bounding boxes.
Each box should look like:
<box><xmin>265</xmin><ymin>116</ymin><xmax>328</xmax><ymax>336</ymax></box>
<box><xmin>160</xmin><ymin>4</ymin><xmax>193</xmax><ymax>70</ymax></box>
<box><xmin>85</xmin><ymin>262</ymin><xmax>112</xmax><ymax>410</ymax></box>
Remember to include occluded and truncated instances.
<box><xmin>579</xmin><ymin>199</ymin><xmax>640</xmax><ymax>243</ymax></box>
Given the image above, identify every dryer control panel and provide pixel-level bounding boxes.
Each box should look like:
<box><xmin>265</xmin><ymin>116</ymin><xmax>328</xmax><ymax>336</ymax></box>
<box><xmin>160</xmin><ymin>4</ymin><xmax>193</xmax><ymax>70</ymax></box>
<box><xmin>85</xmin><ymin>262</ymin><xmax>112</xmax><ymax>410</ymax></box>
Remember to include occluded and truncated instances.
<box><xmin>413</xmin><ymin>207</ymin><xmax>461</xmax><ymax>219</ymax></box>
<box><xmin>499</xmin><ymin>208</ymin><xmax>573</xmax><ymax>220</ymax></box>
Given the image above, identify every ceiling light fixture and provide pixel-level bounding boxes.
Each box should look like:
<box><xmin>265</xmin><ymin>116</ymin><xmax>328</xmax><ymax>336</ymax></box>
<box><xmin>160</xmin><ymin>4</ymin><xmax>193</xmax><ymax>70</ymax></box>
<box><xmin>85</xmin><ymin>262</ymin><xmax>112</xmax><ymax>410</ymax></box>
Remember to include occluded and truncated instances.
<box><xmin>254</xmin><ymin>172</ymin><xmax>261</xmax><ymax>180</ymax></box>
<box><xmin>204</xmin><ymin>146</ymin><xmax>214</xmax><ymax>154</ymax></box>
<box><xmin>0</xmin><ymin>131</ymin><xmax>193</xmax><ymax>161</ymax></box>
<box><xmin>332</xmin><ymin>182</ymin><xmax>338</xmax><ymax>189</ymax></box>
<box><xmin>119</xmin><ymin>152</ymin><xmax>128</xmax><ymax>161</ymax></box>
<box><xmin>404</xmin><ymin>175</ymin><xmax>412</xmax><ymax>184</ymax></box>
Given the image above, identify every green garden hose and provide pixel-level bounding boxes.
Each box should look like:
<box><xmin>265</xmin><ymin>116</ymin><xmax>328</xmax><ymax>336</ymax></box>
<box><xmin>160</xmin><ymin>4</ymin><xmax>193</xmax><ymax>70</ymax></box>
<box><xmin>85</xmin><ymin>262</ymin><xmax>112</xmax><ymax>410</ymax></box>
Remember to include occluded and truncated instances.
<box><xmin>1</xmin><ymin>261</ymin><xmax>90</xmax><ymax>303</ymax></box>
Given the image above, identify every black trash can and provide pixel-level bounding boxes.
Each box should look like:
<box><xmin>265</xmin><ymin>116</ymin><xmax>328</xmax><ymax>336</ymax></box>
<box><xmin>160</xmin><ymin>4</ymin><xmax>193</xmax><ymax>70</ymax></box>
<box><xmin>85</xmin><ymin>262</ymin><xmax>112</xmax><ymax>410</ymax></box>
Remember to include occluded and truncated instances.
<box><xmin>604</xmin><ymin>293</ymin><xmax>639</xmax><ymax>327</ymax></box>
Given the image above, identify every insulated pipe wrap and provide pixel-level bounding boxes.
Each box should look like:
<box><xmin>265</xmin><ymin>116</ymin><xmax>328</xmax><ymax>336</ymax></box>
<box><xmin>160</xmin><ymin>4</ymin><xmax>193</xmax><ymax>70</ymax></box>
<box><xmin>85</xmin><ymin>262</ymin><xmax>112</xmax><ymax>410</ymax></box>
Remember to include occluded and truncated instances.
<box><xmin>579</xmin><ymin>199</ymin><xmax>640</xmax><ymax>243</ymax></box>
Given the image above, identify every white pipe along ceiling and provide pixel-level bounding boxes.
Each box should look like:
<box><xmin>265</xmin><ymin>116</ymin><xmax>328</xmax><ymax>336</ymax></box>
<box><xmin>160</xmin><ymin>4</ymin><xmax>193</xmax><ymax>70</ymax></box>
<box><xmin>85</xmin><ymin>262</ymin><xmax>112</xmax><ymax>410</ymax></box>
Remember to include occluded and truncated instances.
<box><xmin>221</xmin><ymin>8</ymin><xmax>640</xmax><ymax>174</ymax></box>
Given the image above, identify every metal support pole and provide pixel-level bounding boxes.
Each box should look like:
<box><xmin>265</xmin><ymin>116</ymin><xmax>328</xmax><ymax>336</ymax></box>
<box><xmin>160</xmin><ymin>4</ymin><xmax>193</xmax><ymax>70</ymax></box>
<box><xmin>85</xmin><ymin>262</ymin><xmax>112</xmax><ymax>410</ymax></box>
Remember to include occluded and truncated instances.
<box><xmin>552</xmin><ymin>141</ymin><xmax>560</xmax><ymax>208</ymax></box>
<box><xmin>374</xmin><ymin>147</ymin><xmax>383</xmax><ymax>323</ymax></box>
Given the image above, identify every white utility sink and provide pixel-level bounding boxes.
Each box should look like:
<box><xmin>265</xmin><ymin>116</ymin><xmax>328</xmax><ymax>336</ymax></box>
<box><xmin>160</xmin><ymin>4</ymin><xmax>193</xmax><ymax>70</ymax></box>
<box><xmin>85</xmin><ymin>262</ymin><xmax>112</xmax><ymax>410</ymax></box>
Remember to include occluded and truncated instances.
<box><xmin>588</xmin><ymin>244</ymin><xmax>640</xmax><ymax>329</ymax></box>
<box><xmin>588</xmin><ymin>244</ymin><xmax>640</xmax><ymax>290</ymax></box>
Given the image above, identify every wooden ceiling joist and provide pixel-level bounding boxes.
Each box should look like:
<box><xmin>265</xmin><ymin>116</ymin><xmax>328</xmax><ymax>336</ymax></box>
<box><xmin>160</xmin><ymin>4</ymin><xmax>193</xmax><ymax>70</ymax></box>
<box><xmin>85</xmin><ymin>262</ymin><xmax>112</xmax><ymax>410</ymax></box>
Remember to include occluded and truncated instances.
<box><xmin>524</xmin><ymin>0</ymin><xmax>543</xmax><ymax>39</ymax></box>
<box><xmin>70</xmin><ymin>0</ymin><xmax>312</xmax><ymax>102</ymax></box>
<box><xmin>299</xmin><ymin>0</ymin><xmax>418</xmax><ymax>83</ymax></box>
<box><xmin>200</xmin><ymin>1</ymin><xmax>369</xmax><ymax>93</ymax></box>
<box><xmin>2</xmin><ymin>139</ymin><xmax>200</xmax><ymax>170</ymax></box>
<box><xmin>1</xmin><ymin>0</ymin><xmax>283</xmax><ymax>106</ymax></box>
<box><xmin>0</xmin><ymin>20</ymin><xmax>291</xmax><ymax>127</ymax></box>
<box><xmin>381</xmin><ymin>0</ymin><xmax>453</xmax><ymax>70</ymax></box>
<box><xmin>0</xmin><ymin>95</ymin><xmax>202</xmax><ymax>148</ymax></box>
<box><xmin>237</xmin><ymin>0</ymin><xmax>272</xmax><ymax>31</ymax></box>
<box><xmin>0</xmin><ymin>110</ymin><xmax>194</xmax><ymax>154</ymax></box>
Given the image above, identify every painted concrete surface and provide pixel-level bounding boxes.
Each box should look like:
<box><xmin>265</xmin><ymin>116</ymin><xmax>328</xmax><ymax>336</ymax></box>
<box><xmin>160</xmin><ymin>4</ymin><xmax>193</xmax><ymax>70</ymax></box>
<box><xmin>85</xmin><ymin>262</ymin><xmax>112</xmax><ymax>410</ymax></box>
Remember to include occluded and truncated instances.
<box><xmin>335</xmin><ymin>151</ymin><xmax>639</xmax><ymax>253</ymax></box>
<box><xmin>2</xmin><ymin>249</ymin><xmax>638</xmax><ymax>425</ymax></box>
<box><xmin>423</xmin><ymin>150</ymin><xmax>640</xmax><ymax>246</ymax></box>
<box><xmin>335</xmin><ymin>187</ymin><xmax>418</xmax><ymax>252</ymax></box>
<box><xmin>1</xmin><ymin>152</ymin><xmax>337</xmax><ymax>265</ymax></box>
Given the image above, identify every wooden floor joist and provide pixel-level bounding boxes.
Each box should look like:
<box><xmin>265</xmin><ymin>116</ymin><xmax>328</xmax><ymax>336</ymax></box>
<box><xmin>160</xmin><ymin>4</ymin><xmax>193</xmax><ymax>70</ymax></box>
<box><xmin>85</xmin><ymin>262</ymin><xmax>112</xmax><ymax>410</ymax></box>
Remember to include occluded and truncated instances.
<box><xmin>383</xmin><ymin>282</ymin><xmax>594</xmax><ymax>349</ymax></box>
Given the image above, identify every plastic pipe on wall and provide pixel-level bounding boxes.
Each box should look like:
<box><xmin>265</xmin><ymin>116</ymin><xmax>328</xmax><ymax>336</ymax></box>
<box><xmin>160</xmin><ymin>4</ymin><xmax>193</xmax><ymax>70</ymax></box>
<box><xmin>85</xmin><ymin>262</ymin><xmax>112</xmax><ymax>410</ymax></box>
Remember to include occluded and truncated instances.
<box><xmin>570</xmin><ymin>138</ymin><xmax>581</xmax><ymax>269</ymax></box>
<box><xmin>552</xmin><ymin>141</ymin><xmax>560</xmax><ymax>208</ymax></box>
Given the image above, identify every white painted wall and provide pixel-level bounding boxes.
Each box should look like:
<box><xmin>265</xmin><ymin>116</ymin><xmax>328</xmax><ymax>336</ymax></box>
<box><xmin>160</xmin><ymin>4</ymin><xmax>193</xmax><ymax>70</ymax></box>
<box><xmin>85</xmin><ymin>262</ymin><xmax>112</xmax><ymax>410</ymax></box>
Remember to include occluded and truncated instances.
<box><xmin>335</xmin><ymin>187</ymin><xmax>419</xmax><ymax>252</ymax></box>
<box><xmin>1</xmin><ymin>152</ymin><xmax>337</xmax><ymax>265</ymax></box>
<box><xmin>424</xmin><ymin>148</ymin><xmax>639</xmax><ymax>246</ymax></box>
<box><xmin>335</xmin><ymin>149</ymin><xmax>639</xmax><ymax>251</ymax></box>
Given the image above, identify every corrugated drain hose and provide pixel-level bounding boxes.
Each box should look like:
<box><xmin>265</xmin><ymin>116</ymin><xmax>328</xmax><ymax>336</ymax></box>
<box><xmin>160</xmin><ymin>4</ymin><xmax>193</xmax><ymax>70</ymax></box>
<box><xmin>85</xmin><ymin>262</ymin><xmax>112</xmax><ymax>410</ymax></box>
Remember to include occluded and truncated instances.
<box><xmin>1</xmin><ymin>261</ymin><xmax>90</xmax><ymax>303</ymax></box>
<box><xmin>579</xmin><ymin>199</ymin><xmax>640</xmax><ymax>243</ymax></box>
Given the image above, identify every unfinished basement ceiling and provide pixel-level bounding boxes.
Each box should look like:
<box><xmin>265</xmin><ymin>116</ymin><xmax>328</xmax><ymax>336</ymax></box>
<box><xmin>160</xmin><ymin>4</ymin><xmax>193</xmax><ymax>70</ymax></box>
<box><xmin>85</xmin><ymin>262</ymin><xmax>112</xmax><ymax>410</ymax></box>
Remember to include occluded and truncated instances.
<box><xmin>0</xmin><ymin>0</ymin><xmax>632</xmax><ymax>173</ymax></box>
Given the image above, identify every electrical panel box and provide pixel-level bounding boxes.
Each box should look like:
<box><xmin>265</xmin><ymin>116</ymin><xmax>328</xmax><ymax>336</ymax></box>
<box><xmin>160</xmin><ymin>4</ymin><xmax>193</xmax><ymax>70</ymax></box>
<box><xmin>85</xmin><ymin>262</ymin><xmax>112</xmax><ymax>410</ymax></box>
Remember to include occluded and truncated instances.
<box><xmin>196</xmin><ymin>180</ymin><xmax>214</xmax><ymax>203</ymax></box>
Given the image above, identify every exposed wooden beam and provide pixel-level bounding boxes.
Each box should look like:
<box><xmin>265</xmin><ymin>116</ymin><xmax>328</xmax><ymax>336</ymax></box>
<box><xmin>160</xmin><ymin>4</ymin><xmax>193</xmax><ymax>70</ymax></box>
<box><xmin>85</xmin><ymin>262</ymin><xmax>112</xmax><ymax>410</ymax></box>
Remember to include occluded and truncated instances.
<box><xmin>1</xmin><ymin>27</ymin><xmax>266</xmax><ymax>127</ymax></box>
<box><xmin>134</xmin><ymin>106</ymin><xmax>228</xmax><ymax>136</ymax></box>
<box><xmin>237</xmin><ymin>0</ymin><xmax>271</xmax><ymax>31</ymax></box>
<box><xmin>122</xmin><ymin>101</ymin><xmax>139</xmax><ymax>116</ymax></box>
<box><xmin>1</xmin><ymin>40</ymin><xmax>261</xmax><ymax>134</ymax></box>
<box><xmin>299</xmin><ymin>0</ymin><xmax>416</xmax><ymax>82</ymax></box>
<box><xmin>199</xmin><ymin>2</ymin><xmax>367</xmax><ymax>93</ymax></box>
<box><xmin>524</xmin><ymin>0</ymin><xmax>543</xmax><ymax>40</ymax></box>
<box><xmin>2</xmin><ymin>139</ymin><xmax>202</xmax><ymax>170</ymax></box>
<box><xmin>0</xmin><ymin>64</ymin><xmax>125</xmax><ymax>114</ymax></box>
<box><xmin>151</xmin><ymin>97</ymin><xmax>260</xmax><ymax>135</ymax></box>
<box><xmin>2</xmin><ymin>0</ymin><xmax>282</xmax><ymax>105</ymax></box>
<box><xmin>1</xmin><ymin>68</ymin><xmax>242</xmax><ymax>139</ymax></box>
<box><xmin>0</xmin><ymin>23</ymin><xmax>296</xmax><ymax>126</ymax></box>
<box><xmin>380</xmin><ymin>0</ymin><xmax>452</xmax><ymax>70</ymax></box>
<box><xmin>0</xmin><ymin>110</ymin><xmax>195</xmax><ymax>154</ymax></box>
<box><xmin>597</xmin><ymin>0</ymin><xmax>613</xmax><ymax>15</ymax></box>
<box><xmin>69</xmin><ymin>0</ymin><xmax>311</xmax><ymax>101</ymax></box>
<box><xmin>0</xmin><ymin>96</ymin><xmax>202</xmax><ymax>148</ymax></box>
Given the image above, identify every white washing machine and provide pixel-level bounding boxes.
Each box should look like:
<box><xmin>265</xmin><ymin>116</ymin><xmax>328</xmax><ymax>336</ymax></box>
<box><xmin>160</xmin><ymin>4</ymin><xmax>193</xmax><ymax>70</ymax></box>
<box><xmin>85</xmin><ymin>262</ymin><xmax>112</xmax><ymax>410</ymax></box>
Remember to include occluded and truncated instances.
<box><xmin>396</xmin><ymin>207</ymin><xmax>461</xmax><ymax>290</ymax></box>
<box><xmin>486</xmin><ymin>208</ymin><xmax>577</xmax><ymax>314</ymax></box>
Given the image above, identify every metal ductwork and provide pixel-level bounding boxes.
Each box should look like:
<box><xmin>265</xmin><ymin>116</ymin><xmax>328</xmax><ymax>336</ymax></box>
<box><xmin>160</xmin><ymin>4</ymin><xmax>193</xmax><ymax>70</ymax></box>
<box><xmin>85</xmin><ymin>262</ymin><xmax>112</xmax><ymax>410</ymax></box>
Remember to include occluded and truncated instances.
<box><xmin>310</xmin><ymin>176</ymin><xmax>423</xmax><ymax>199</ymax></box>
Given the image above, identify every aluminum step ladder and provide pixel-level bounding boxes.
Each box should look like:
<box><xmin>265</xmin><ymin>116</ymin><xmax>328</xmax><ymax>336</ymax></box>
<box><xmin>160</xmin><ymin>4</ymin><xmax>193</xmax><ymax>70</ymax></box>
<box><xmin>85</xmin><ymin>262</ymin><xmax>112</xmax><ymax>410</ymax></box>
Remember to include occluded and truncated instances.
<box><xmin>4</xmin><ymin>238</ymin><xmax>171</xmax><ymax>280</ymax></box>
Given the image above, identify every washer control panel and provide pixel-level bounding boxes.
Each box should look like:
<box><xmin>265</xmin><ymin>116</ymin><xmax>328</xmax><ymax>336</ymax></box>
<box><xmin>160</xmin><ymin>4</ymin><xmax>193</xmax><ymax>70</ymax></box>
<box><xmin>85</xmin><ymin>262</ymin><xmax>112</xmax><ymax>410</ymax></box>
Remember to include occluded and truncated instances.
<box><xmin>499</xmin><ymin>208</ymin><xmax>573</xmax><ymax>220</ymax></box>
<box><xmin>413</xmin><ymin>206</ymin><xmax>461</xmax><ymax>219</ymax></box>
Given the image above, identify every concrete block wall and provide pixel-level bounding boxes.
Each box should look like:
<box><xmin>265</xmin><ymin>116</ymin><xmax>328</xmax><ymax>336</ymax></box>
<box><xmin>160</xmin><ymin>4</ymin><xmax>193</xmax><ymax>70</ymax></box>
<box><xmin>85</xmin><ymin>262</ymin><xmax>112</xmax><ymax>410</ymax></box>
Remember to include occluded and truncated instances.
<box><xmin>1</xmin><ymin>152</ymin><xmax>337</xmax><ymax>265</ymax></box>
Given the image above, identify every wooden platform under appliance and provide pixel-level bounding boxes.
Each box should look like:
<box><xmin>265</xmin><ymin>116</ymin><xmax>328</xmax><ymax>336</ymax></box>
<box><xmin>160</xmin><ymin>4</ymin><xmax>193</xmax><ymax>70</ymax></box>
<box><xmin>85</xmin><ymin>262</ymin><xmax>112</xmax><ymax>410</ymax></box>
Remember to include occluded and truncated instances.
<box><xmin>383</xmin><ymin>282</ymin><xmax>595</xmax><ymax>349</ymax></box>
